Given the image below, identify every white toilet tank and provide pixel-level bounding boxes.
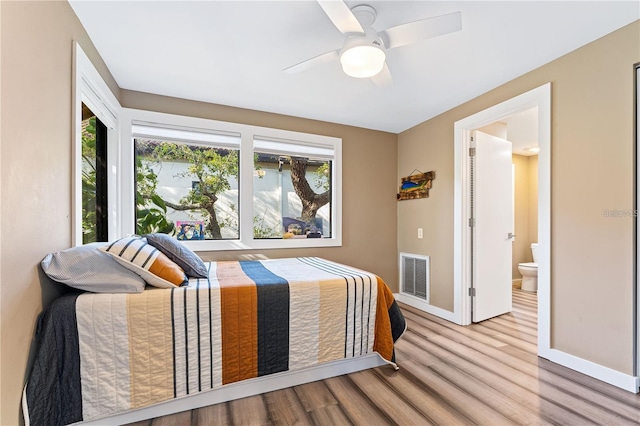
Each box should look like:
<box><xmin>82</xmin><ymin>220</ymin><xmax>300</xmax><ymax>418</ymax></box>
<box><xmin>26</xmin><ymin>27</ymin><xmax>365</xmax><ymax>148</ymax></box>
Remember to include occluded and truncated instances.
<box><xmin>531</xmin><ymin>243</ymin><xmax>539</xmax><ymax>263</ymax></box>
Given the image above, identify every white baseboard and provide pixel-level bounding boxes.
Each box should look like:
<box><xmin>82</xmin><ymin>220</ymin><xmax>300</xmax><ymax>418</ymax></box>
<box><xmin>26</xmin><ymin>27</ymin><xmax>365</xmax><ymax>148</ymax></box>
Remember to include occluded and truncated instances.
<box><xmin>394</xmin><ymin>293</ymin><xmax>457</xmax><ymax>323</ymax></box>
<box><xmin>543</xmin><ymin>348</ymin><xmax>639</xmax><ymax>393</ymax></box>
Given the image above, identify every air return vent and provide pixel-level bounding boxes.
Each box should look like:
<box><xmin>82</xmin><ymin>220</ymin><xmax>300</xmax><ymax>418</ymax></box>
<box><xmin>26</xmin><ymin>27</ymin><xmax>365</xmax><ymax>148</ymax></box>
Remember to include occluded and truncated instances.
<box><xmin>400</xmin><ymin>253</ymin><xmax>430</xmax><ymax>302</ymax></box>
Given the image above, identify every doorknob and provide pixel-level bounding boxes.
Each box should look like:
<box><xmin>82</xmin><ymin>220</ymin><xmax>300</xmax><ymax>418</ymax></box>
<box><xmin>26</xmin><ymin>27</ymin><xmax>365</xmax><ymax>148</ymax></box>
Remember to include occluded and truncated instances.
<box><xmin>508</xmin><ymin>232</ymin><xmax>516</xmax><ymax>239</ymax></box>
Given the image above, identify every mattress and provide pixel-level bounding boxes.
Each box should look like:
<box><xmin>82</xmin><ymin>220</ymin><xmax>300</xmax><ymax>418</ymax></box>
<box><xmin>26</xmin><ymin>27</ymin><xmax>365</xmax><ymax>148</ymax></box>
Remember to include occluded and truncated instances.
<box><xmin>23</xmin><ymin>257</ymin><xmax>405</xmax><ymax>425</ymax></box>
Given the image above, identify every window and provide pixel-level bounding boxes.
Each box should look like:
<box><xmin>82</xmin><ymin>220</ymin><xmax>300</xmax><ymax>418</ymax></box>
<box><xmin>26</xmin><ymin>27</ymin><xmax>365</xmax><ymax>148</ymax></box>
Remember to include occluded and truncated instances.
<box><xmin>132</xmin><ymin>124</ymin><xmax>241</xmax><ymax>240</ymax></box>
<box><xmin>120</xmin><ymin>109</ymin><xmax>342</xmax><ymax>251</ymax></box>
<box><xmin>253</xmin><ymin>138</ymin><xmax>333</xmax><ymax>240</ymax></box>
<box><xmin>74</xmin><ymin>43</ymin><xmax>120</xmax><ymax>246</ymax></box>
<box><xmin>81</xmin><ymin>104</ymin><xmax>108</xmax><ymax>243</ymax></box>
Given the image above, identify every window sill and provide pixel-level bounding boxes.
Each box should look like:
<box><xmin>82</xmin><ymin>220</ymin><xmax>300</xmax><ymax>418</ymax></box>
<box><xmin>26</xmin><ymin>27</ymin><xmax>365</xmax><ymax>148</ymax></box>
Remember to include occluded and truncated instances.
<box><xmin>183</xmin><ymin>237</ymin><xmax>342</xmax><ymax>252</ymax></box>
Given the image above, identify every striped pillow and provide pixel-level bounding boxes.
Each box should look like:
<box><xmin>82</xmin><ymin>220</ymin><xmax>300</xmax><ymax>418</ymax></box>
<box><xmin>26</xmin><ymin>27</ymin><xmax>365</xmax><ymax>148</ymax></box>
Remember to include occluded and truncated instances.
<box><xmin>101</xmin><ymin>237</ymin><xmax>188</xmax><ymax>288</ymax></box>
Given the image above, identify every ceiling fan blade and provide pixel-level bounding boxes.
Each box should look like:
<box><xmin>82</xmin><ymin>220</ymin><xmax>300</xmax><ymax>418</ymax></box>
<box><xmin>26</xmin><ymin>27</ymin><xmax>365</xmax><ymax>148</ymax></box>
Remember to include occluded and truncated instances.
<box><xmin>283</xmin><ymin>50</ymin><xmax>340</xmax><ymax>74</ymax></box>
<box><xmin>317</xmin><ymin>0</ymin><xmax>365</xmax><ymax>35</ymax></box>
<box><xmin>380</xmin><ymin>11</ymin><xmax>462</xmax><ymax>49</ymax></box>
<box><xmin>371</xmin><ymin>62</ymin><xmax>393</xmax><ymax>88</ymax></box>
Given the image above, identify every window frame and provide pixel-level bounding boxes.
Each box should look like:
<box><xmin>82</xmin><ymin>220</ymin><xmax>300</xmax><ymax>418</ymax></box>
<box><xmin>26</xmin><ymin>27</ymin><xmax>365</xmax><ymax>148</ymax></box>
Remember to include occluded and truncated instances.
<box><xmin>73</xmin><ymin>43</ymin><xmax>121</xmax><ymax>246</ymax></box>
<box><xmin>121</xmin><ymin>108</ymin><xmax>342</xmax><ymax>251</ymax></box>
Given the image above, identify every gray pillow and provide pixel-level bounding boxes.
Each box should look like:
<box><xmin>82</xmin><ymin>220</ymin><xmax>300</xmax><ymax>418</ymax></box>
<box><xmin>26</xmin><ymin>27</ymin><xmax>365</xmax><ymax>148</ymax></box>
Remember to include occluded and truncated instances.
<box><xmin>146</xmin><ymin>233</ymin><xmax>208</xmax><ymax>278</ymax></box>
<box><xmin>41</xmin><ymin>242</ymin><xmax>146</xmax><ymax>293</ymax></box>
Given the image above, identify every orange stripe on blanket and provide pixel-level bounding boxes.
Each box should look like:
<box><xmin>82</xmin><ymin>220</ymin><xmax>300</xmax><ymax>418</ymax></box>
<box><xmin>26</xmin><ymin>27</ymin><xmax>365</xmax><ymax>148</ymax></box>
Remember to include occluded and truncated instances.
<box><xmin>217</xmin><ymin>262</ymin><xmax>258</xmax><ymax>384</ymax></box>
<box><xmin>373</xmin><ymin>276</ymin><xmax>395</xmax><ymax>361</ymax></box>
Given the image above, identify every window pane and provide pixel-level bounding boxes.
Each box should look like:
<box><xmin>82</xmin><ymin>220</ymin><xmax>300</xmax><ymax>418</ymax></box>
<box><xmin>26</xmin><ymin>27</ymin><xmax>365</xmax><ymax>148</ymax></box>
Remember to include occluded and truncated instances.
<box><xmin>254</xmin><ymin>152</ymin><xmax>331</xmax><ymax>240</ymax></box>
<box><xmin>135</xmin><ymin>139</ymin><xmax>239</xmax><ymax>240</ymax></box>
<box><xmin>81</xmin><ymin>103</ymin><xmax>108</xmax><ymax>243</ymax></box>
<box><xmin>81</xmin><ymin>106</ymin><xmax>97</xmax><ymax>243</ymax></box>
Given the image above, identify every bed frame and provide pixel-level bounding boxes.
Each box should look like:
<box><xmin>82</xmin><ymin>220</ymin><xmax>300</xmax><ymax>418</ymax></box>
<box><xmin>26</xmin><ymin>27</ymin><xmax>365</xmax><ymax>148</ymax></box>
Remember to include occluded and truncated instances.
<box><xmin>76</xmin><ymin>354</ymin><xmax>389</xmax><ymax>425</ymax></box>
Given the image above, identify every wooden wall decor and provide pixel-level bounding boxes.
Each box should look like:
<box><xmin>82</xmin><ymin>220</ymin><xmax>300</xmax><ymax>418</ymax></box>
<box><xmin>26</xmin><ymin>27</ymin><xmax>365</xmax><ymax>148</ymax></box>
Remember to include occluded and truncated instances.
<box><xmin>397</xmin><ymin>170</ymin><xmax>435</xmax><ymax>201</ymax></box>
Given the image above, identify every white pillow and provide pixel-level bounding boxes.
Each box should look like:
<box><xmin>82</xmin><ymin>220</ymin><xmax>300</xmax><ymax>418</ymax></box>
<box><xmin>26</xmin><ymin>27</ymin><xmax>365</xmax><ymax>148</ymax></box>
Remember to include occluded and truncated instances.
<box><xmin>41</xmin><ymin>242</ymin><xmax>146</xmax><ymax>293</ymax></box>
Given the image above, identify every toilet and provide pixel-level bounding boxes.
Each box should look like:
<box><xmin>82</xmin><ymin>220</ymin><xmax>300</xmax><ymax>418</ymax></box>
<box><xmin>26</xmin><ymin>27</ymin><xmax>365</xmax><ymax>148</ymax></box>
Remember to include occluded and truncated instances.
<box><xmin>518</xmin><ymin>243</ymin><xmax>538</xmax><ymax>292</ymax></box>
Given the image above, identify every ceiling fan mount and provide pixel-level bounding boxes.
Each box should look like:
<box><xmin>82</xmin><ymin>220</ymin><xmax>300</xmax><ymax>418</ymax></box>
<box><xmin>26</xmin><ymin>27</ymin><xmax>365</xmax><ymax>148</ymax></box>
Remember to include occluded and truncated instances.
<box><xmin>284</xmin><ymin>0</ymin><xmax>462</xmax><ymax>87</ymax></box>
<box><xmin>350</xmin><ymin>4</ymin><xmax>377</xmax><ymax>28</ymax></box>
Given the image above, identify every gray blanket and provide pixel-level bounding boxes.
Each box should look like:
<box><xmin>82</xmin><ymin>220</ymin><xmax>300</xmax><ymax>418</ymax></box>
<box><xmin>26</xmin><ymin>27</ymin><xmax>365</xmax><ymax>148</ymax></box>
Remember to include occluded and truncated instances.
<box><xmin>25</xmin><ymin>292</ymin><xmax>83</xmax><ymax>426</ymax></box>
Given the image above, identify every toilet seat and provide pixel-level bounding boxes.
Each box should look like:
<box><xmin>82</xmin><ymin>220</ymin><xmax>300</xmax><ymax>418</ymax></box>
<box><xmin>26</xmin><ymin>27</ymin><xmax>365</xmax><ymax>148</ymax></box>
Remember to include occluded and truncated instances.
<box><xmin>518</xmin><ymin>262</ymin><xmax>537</xmax><ymax>269</ymax></box>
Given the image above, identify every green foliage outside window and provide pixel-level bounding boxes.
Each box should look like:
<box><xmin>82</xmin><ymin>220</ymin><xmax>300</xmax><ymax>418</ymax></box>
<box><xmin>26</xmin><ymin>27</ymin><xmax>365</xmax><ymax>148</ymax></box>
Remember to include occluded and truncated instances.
<box><xmin>81</xmin><ymin>117</ymin><xmax>97</xmax><ymax>244</ymax></box>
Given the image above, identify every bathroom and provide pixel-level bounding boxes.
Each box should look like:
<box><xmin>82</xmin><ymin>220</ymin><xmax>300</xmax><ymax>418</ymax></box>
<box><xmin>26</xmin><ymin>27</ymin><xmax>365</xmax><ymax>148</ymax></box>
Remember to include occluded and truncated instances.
<box><xmin>477</xmin><ymin>107</ymin><xmax>539</xmax><ymax>292</ymax></box>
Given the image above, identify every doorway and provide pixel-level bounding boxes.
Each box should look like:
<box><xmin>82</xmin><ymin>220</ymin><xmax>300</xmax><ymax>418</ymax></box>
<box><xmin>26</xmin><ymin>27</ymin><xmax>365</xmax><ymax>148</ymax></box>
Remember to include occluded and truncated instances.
<box><xmin>471</xmin><ymin>110</ymin><xmax>540</xmax><ymax>322</ymax></box>
<box><xmin>452</xmin><ymin>83</ymin><xmax>551</xmax><ymax>358</ymax></box>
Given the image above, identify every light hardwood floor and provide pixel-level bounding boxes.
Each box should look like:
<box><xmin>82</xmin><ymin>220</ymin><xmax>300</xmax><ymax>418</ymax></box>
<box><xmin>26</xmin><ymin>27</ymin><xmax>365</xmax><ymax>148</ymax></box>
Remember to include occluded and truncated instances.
<box><xmin>128</xmin><ymin>289</ymin><xmax>640</xmax><ymax>425</ymax></box>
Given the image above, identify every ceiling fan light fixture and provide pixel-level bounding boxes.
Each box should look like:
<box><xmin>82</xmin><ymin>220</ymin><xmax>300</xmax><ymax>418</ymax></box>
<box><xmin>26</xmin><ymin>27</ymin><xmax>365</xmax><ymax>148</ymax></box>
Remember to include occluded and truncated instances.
<box><xmin>340</xmin><ymin>44</ymin><xmax>386</xmax><ymax>78</ymax></box>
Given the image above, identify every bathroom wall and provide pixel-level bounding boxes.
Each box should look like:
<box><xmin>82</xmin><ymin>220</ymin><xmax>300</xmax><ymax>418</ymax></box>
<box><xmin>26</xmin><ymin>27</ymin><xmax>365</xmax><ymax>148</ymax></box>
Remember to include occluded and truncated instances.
<box><xmin>511</xmin><ymin>154</ymin><xmax>539</xmax><ymax>282</ymax></box>
<box><xmin>512</xmin><ymin>154</ymin><xmax>530</xmax><ymax>280</ymax></box>
<box><xmin>528</xmin><ymin>155</ymin><xmax>539</xmax><ymax>244</ymax></box>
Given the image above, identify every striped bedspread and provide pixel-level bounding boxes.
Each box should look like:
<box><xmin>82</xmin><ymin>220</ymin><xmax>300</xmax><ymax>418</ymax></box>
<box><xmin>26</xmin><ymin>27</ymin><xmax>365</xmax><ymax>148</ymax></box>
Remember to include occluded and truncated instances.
<box><xmin>24</xmin><ymin>257</ymin><xmax>405</xmax><ymax>425</ymax></box>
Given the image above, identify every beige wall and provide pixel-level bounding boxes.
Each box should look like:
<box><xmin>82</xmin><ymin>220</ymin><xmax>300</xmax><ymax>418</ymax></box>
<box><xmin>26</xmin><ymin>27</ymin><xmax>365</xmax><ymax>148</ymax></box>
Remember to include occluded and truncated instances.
<box><xmin>398</xmin><ymin>21</ymin><xmax>640</xmax><ymax>374</ymax></box>
<box><xmin>397</xmin><ymin>120</ymin><xmax>455</xmax><ymax>310</ymax></box>
<box><xmin>0</xmin><ymin>3</ymin><xmax>398</xmax><ymax>423</ymax></box>
<box><xmin>1</xmin><ymin>2</ymin><xmax>121</xmax><ymax>424</ymax></box>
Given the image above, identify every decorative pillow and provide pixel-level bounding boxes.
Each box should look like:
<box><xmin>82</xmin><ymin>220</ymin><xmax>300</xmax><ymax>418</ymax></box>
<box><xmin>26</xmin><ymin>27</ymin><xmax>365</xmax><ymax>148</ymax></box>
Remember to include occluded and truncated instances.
<box><xmin>146</xmin><ymin>233</ymin><xmax>208</xmax><ymax>278</ymax></box>
<box><xmin>100</xmin><ymin>236</ymin><xmax>188</xmax><ymax>288</ymax></box>
<box><xmin>41</xmin><ymin>242</ymin><xmax>146</xmax><ymax>293</ymax></box>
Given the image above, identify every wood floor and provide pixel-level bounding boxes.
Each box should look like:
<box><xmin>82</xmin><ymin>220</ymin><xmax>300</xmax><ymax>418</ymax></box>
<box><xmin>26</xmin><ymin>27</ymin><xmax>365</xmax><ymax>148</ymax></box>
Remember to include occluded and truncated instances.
<box><xmin>128</xmin><ymin>289</ymin><xmax>640</xmax><ymax>425</ymax></box>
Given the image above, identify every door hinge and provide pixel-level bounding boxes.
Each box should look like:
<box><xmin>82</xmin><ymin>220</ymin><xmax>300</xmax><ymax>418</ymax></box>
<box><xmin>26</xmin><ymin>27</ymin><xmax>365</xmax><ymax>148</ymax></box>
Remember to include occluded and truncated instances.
<box><xmin>468</xmin><ymin>287</ymin><xmax>476</xmax><ymax>297</ymax></box>
<box><xmin>469</xmin><ymin>147</ymin><xmax>476</xmax><ymax>157</ymax></box>
<box><xmin>468</xmin><ymin>217</ymin><xmax>475</xmax><ymax>228</ymax></box>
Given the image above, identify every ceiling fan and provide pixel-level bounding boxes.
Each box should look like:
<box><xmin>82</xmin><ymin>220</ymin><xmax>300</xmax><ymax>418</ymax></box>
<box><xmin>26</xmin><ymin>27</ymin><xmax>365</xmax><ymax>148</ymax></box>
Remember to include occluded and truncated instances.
<box><xmin>284</xmin><ymin>1</ymin><xmax>462</xmax><ymax>87</ymax></box>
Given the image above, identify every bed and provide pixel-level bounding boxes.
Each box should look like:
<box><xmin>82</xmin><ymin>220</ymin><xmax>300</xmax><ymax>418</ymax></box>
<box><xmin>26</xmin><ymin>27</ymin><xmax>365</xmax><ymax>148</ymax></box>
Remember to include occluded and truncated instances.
<box><xmin>23</xmin><ymin>254</ymin><xmax>405</xmax><ymax>426</ymax></box>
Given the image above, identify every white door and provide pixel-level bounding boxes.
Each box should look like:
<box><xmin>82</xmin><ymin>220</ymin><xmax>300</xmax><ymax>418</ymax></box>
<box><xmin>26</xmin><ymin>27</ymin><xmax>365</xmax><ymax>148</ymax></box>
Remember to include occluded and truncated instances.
<box><xmin>472</xmin><ymin>131</ymin><xmax>513</xmax><ymax>322</ymax></box>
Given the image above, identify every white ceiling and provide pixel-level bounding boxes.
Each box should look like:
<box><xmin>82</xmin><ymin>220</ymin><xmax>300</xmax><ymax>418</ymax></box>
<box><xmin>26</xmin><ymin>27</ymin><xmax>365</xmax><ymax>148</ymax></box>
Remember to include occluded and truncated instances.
<box><xmin>69</xmin><ymin>1</ymin><xmax>639</xmax><ymax>133</ymax></box>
